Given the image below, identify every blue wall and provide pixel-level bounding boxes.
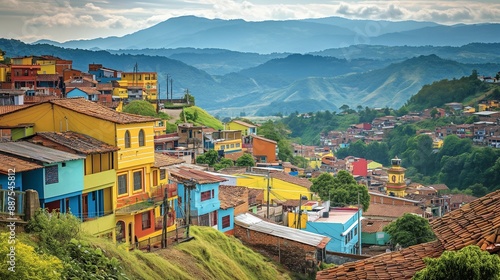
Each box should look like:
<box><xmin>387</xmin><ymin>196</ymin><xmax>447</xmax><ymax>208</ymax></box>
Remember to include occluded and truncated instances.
<box><xmin>86</xmin><ymin>189</ymin><xmax>104</xmax><ymax>218</ymax></box>
<box><xmin>66</xmin><ymin>88</ymin><xmax>88</xmax><ymax>98</ymax></box>
<box><xmin>43</xmin><ymin>160</ymin><xmax>84</xmax><ymax>199</ymax></box>
<box><xmin>176</xmin><ymin>182</ymin><xmax>221</xmax><ymax>217</ymax></box>
<box><xmin>217</xmin><ymin>208</ymin><xmax>234</xmax><ymax>233</ymax></box>
<box><xmin>42</xmin><ymin>191</ymin><xmax>82</xmax><ymax>218</ymax></box>
<box><xmin>305</xmin><ymin>210</ymin><xmax>361</xmax><ymax>254</ymax></box>
<box><xmin>0</xmin><ymin>172</ymin><xmax>22</xmax><ymax>191</ymax></box>
<box><xmin>22</xmin><ymin>168</ymin><xmax>44</xmax><ymax>197</ymax></box>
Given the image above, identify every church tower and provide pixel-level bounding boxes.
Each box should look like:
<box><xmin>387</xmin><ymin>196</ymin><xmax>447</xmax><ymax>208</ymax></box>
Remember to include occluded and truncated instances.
<box><xmin>386</xmin><ymin>156</ymin><xmax>406</xmax><ymax>197</ymax></box>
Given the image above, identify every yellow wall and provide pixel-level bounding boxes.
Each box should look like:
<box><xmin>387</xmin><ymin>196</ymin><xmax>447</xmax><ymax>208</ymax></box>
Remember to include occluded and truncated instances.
<box><xmin>227</xmin><ymin>121</ymin><xmax>253</xmax><ymax>136</ymax></box>
<box><xmin>287</xmin><ymin>212</ymin><xmax>308</xmax><ymax>229</ymax></box>
<box><xmin>36</xmin><ymin>60</ymin><xmax>56</xmax><ymax>74</ymax></box>
<box><xmin>119</xmin><ymin>72</ymin><xmax>158</xmax><ymax>100</ymax></box>
<box><xmin>113</xmin><ymin>88</ymin><xmax>128</xmax><ymax>99</ymax></box>
<box><xmin>214</xmin><ymin>139</ymin><xmax>242</xmax><ymax>153</ymax></box>
<box><xmin>236</xmin><ymin>174</ymin><xmax>314</xmax><ymax>202</ymax></box>
<box><xmin>11</xmin><ymin>57</ymin><xmax>33</xmax><ymax>65</ymax></box>
<box><xmin>116</xmin><ymin>123</ymin><xmax>155</xmax><ymax>171</ymax></box>
<box><xmin>81</xmin><ymin>213</ymin><xmax>116</xmax><ymax>237</ymax></box>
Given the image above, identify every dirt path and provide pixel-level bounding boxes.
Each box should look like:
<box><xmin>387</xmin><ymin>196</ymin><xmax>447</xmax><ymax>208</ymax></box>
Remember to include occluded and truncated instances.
<box><xmin>161</xmin><ymin>108</ymin><xmax>183</xmax><ymax>123</ymax></box>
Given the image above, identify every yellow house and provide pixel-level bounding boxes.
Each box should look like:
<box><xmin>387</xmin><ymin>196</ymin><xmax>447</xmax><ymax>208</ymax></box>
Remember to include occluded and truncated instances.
<box><xmin>35</xmin><ymin>57</ymin><xmax>57</xmax><ymax>74</ymax></box>
<box><xmin>226</xmin><ymin>120</ymin><xmax>257</xmax><ymax>136</ymax></box>
<box><xmin>0</xmin><ymin>98</ymin><xmax>177</xmax><ymax>247</ymax></box>
<box><xmin>236</xmin><ymin>171</ymin><xmax>314</xmax><ymax>203</ymax></box>
<box><xmin>0</xmin><ymin>64</ymin><xmax>8</xmax><ymax>83</ymax></box>
<box><xmin>118</xmin><ymin>72</ymin><xmax>158</xmax><ymax>100</ymax></box>
<box><xmin>386</xmin><ymin>157</ymin><xmax>406</xmax><ymax>197</ymax></box>
<box><xmin>113</xmin><ymin>87</ymin><xmax>128</xmax><ymax>100</ymax></box>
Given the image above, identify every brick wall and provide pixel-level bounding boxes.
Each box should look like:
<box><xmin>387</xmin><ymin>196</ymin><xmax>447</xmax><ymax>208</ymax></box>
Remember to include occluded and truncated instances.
<box><xmin>234</xmin><ymin>224</ymin><xmax>319</xmax><ymax>273</ymax></box>
<box><xmin>370</xmin><ymin>194</ymin><xmax>416</xmax><ymax>206</ymax></box>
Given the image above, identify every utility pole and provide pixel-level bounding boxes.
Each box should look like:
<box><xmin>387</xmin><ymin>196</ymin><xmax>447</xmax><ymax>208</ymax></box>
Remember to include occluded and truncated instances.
<box><xmin>161</xmin><ymin>184</ymin><xmax>169</xmax><ymax>248</ymax></box>
<box><xmin>358</xmin><ymin>191</ymin><xmax>362</xmax><ymax>255</ymax></box>
<box><xmin>166</xmin><ymin>74</ymin><xmax>169</xmax><ymax>100</ymax></box>
<box><xmin>266</xmin><ymin>170</ymin><xmax>270</xmax><ymax>219</ymax></box>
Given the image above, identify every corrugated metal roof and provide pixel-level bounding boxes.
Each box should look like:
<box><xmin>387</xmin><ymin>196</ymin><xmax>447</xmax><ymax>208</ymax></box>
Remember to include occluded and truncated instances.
<box><xmin>0</xmin><ymin>141</ymin><xmax>85</xmax><ymax>164</ymax></box>
<box><xmin>168</xmin><ymin>167</ymin><xmax>227</xmax><ymax>184</ymax></box>
<box><xmin>234</xmin><ymin>213</ymin><xmax>330</xmax><ymax>248</ymax></box>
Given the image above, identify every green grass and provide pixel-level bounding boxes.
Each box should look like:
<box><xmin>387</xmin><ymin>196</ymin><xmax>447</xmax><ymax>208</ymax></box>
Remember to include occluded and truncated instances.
<box><xmin>182</xmin><ymin>106</ymin><xmax>224</xmax><ymax>130</ymax></box>
<box><xmin>78</xmin><ymin>226</ymin><xmax>290</xmax><ymax>280</ymax></box>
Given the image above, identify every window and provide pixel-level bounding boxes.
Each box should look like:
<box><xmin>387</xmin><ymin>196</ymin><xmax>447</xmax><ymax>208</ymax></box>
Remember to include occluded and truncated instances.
<box><xmin>133</xmin><ymin>171</ymin><xmax>142</xmax><ymax>191</ymax></box>
<box><xmin>45</xmin><ymin>165</ymin><xmax>59</xmax><ymax>184</ymax></box>
<box><xmin>160</xmin><ymin>169</ymin><xmax>166</xmax><ymax>180</ymax></box>
<box><xmin>118</xmin><ymin>174</ymin><xmax>127</xmax><ymax>195</ymax></box>
<box><xmin>142</xmin><ymin>212</ymin><xmax>151</xmax><ymax>229</ymax></box>
<box><xmin>138</xmin><ymin>129</ymin><xmax>145</xmax><ymax>146</ymax></box>
<box><xmin>201</xmin><ymin>190</ymin><xmax>211</xmax><ymax>201</ymax></box>
<box><xmin>222</xmin><ymin>215</ymin><xmax>230</xmax><ymax>229</ymax></box>
<box><xmin>354</xmin><ymin>226</ymin><xmax>358</xmax><ymax>236</ymax></box>
<box><xmin>124</xmin><ymin>130</ymin><xmax>131</xmax><ymax>148</ymax></box>
<box><xmin>236</xmin><ymin>143</ymin><xmax>240</xmax><ymax>148</ymax></box>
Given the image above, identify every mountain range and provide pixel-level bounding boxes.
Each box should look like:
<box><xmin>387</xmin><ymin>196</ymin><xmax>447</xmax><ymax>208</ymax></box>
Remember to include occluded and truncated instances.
<box><xmin>2</xmin><ymin>16</ymin><xmax>500</xmax><ymax>116</ymax></box>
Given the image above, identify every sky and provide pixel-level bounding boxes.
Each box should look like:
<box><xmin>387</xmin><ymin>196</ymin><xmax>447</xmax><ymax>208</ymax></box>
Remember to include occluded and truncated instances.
<box><xmin>1</xmin><ymin>0</ymin><xmax>499</xmax><ymax>43</ymax></box>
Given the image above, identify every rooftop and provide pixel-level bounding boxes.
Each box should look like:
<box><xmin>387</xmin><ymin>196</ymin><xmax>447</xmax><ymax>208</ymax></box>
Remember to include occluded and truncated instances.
<box><xmin>235</xmin><ymin>213</ymin><xmax>330</xmax><ymax>248</ymax></box>
<box><xmin>30</xmin><ymin>131</ymin><xmax>119</xmax><ymax>154</ymax></box>
<box><xmin>270</xmin><ymin>171</ymin><xmax>313</xmax><ymax>189</ymax></box>
<box><xmin>361</xmin><ymin>219</ymin><xmax>392</xmax><ymax>234</ymax></box>
<box><xmin>363</xmin><ymin>204</ymin><xmax>425</xmax><ymax>219</ymax></box>
<box><xmin>154</xmin><ymin>152</ymin><xmax>185</xmax><ymax>168</ymax></box>
<box><xmin>0</xmin><ymin>141</ymin><xmax>85</xmax><ymax>164</ymax></box>
<box><xmin>168</xmin><ymin>167</ymin><xmax>227</xmax><ymax>185</ymax></box>
<box><xmin>314</xmin><ymin>208</ymin><xmax>359</xmax><ymax>224</ymax></box>
<box><xmin>0</xmin><ymin>153</ymin><xmax>43</xmax><ymax>174</ymax></box>
<box><xmin>219</xmin><ymin>185</ymin><xmax>248</xmax><ymax>210</ymax></box>
<box><xmin>230</xmin><ymin>120</ymin><xmax>256</xmax><ymax>128</ymax></box>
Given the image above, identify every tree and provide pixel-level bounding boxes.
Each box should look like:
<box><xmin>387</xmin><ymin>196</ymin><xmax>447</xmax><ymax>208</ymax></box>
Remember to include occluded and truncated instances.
<box><xmin>235</xmin><ymin>153</ymin><xmax>255</xmax><ymax>167</ymax></box>
<box><xmin>196</xmin><ymin>150</ymin><xmax>219</xmax><ymax>166</ymax></box>
<box><xmin>413</xmin><ymin>245</ymin><xmax>500</xmax><ymax>280</ymax></box>
<box><xmin>122</xmin><ymin>100</ymin><xmax>157</xmax><ymax>117</ymax></box>
<box><xmin>310</xmin><ymin>170</ymin><xmax>370</xmax><ymax>211</ymax></box>
<box><xmin>339</xmin><ymin>104</ymin><xmax>350</xmax><ymax>114</ymax></box>
<box><xmin>214</xmin><ymin>158</ymin><xmax>234</xmax><ymax>171</ymax></box>
<box><xmin>383</xmin><ymin>213</ymin><xmax>435</xmax><ymax>248</ymax></box>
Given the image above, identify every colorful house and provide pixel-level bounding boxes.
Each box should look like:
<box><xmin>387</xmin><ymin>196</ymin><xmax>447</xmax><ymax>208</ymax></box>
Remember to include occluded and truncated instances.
<box><xmin>236</xmin><ymin>170</ymin><xmax>314</xmax><ymax>203</ymax></box>
<box><xmin>0</xmin><ymin>98</ymin><xmax>173</xmax><ymax>247</ymax></box>
<box><xmin>66</xmin><ymin>87</ymin><xmax>101</xmax><ymax>101</ymax></box>
<box><xmin>243</xmin><ymin>134</ymin><xmax>278</xmax><ymax>163</ymax></box>
<box><xmin>170</xmin><ymin>167</ymin><xmax>226</xmax><ymax>228</ymax></box>
<box><xmin>117</xmin><ymin>71</ymin><xmax>158</xmax><ymax>100</ymax></box>
<box><xmin>290</xmin><ymin>207</ymin><xmax>362</xmax><ymax>254</ymax></box>
<box><xmin>361</xmin><ymin>219</ymin><xmax>391</xmax><ymax>245</ymax></box>
<box><xmin>226</xmin><ymin>120</ymin><xmax>256</xmax><ymax>136</ymax></box>
<box><xmin>26</xmin><ymin>131</ymin><xmax>119</xmax><ymax>238</ymax></box>
<box><xmin>0</xmin><ymin>141</ymin><xmax>85</xmax><ymax>216</ymax></box>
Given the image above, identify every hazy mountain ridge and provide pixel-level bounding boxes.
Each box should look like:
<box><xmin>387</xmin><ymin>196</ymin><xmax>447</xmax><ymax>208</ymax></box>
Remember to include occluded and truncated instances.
<box><xmin>32</xmin><ymin>16</ymin><xmax>500</xmax><ymax>54</ymax></box>
<box><xmin>2</xmin><ymin>39</ymin><xmax>500</xmax><ymax>117</ymax></box>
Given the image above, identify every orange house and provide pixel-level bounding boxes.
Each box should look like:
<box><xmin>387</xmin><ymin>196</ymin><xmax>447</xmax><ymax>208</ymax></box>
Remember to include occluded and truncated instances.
<box><xmin>243</xmin><ymin>135</ymin><xmax>278</xmax><ymax>163</ymax></box>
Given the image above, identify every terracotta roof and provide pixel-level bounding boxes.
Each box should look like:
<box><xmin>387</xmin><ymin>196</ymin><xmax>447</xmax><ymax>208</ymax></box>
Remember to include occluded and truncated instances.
<box><xmin>168</xmin><ymin>167</ymin><xmax>227</xmax><ymax>185</ymax></box>
<box><xmin>0</xmin><ymin>153</ymin><xmax>43</xmax><ymax>174</ymax></box>
<box><xmin>250</xmin><ymin>134</ymin><xmax>277</xmax><ymax>144</ymax></box>
<box><xmin>231</xmin><ymin>120</ymin><xmax>256</xmax><ymax>128</ymax></box>
<box><xmin>223</xmin><ymin>150</ymin><xmax>244</xmax><ymax>161</ymax></box>
<box><xmin>431</xmin><ymin>190</ymin><xmax>500</xmax><ymax>251</ymax></box>
<box><xmin>47</xmin><ymin>98</ymin><xmax>158</xmax><ymax>124</ymax></box>
<box><xmin>96</xmin><ymin>83</ymin><xmax>113</xmax><ymax>91</ymax></box>
<box><xmin>270</xmin><ymin>172</ymin><xmax>312</xmax><ymax>189</ymax></box>
<box><xmin>0</xmin><ymin>105</ymin><xmax>33</xmax><ymax>115</ymax></box>
<box><xmin>216</xmin><ymin>166</ymin><xmax>248</xmax><ymax>175</ymax></box>
<box><xmin>449</xmin><ymin>193</ymin><xmax>477</xmax><ymax>205</ymax></box>
<box><xmin>363</xmin><ymin>204</ymin><xmax>425</xmax><ymax>219</ymax></box>
<box><xmin>317</xmin><ymin>189</ymin><xmax>500</xmax><ymax>280</ymax></box>
<box><xmin>219</xmin><ymin>185</ymin><xmax>248</xmax><ymax>209</ymax></box>
<box><xmin>362</xmin><ymin>219</ymin><xmax>392</xmax><ymax>233</ymax></box>
<box><xmin>316</xmin><ymin>240</ymin><xmax>444</xmax><ymax>280</ymax></box>
<box><xmin>154</xmin><ymin>152</ymin><xmax>184</xmax><ymax>168</ymax></box>
<box><xmin>248</xmin><ymin>188</ymin><xmax>264</xmax><ymax>198</ymax></box>
<box><xmin>67</xmin><ymin>87</ymin><xmax>101</xmax><ymax>95</ymax></box>
<box><xmin>30</xmin><ymin>131</ymin><xmax>119</xmax><ymax>154</ymax></box>
<box><xmin>428</xmin><ymin>184</ymin><xmax>449</xmax><ymax>191</ymax></box>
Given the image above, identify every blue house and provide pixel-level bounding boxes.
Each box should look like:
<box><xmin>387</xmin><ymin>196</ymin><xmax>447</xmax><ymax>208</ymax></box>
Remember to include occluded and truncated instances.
<box><xmin>0</xmin><ymin>141</ymin><xmax>85</xmax><ymax>217</ymax></box>
<box><xmin>302</xmin><ymin>207</ymin><xmax>362</xmax><ymax>254</ymax></box>
<box><xmin>66</xmin><ymin>87</ymin><xmax>100</xmax><ymax>101</ymax></box>
<box><xmin>169</xmin><ymin>167</ymin><xmax>226</xmax><ymax>228</ymax></box>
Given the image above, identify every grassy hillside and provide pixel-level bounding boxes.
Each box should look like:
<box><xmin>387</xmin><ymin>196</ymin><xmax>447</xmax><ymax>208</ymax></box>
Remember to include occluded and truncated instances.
<box><xmin>2</xmin><ymin>225</ymin><xmax>291</xmax><ymax>280</ymax></box>
<box><xmin>179</xmin><ymin>106</ymin><xmax>224</xmax><ymax>130</ymax></box>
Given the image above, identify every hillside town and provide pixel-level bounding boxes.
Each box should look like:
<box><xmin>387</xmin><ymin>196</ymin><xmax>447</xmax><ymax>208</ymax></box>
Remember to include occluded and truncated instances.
<box><xmin>0</xmin><ymin>51</ymin><xmax>500</xmax><ymax>279</ymax></box>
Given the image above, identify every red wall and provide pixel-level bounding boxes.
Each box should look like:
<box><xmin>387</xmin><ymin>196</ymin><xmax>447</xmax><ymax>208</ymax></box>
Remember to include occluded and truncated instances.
<box><xmin>352</xmin><ymin>158</ymin><xmax>368</xmax><ymax>177</ymax></box>
<box><xmin>134</xmin><ymin>210</ymin><xmax>155</xmax><ymax>240</ymax></box>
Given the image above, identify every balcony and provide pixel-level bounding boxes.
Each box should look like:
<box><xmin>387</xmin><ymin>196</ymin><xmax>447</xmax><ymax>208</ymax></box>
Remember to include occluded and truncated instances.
<box><xmin>154</xmin><ymin>212</ymin><xmax>176</xmax><ymax>231</ymax></box>
<box><xmin>150</xmin><ymin>183</ymin><xmax>178</xmax><ymax>203</ymax></box>
<box><xmin>84</xmin><ymin>169</ymin><xmax>116</xmax><ymax>192</ymax></box>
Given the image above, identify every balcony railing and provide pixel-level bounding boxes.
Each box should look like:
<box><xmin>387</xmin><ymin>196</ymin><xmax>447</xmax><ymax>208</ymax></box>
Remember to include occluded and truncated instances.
<box><xmin>150</xmin><ymin>183</ymin><xmax>178</xmax><ymax>203</ymax></box>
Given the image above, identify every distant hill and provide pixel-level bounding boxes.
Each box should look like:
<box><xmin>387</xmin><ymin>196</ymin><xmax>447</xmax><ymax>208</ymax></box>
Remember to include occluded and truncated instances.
<box><xmin>32</xmin><ymin>16</ymin><xmax>500</xmax><ymax>54</ymax></box>
<box><xmin>2</xmin><ymin>39</ymin><xmax>500</xmax><ymax>117</ymax></box>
